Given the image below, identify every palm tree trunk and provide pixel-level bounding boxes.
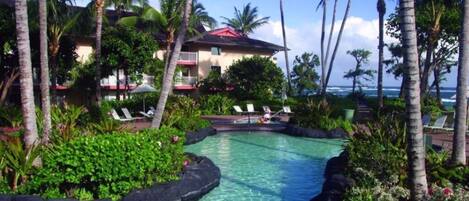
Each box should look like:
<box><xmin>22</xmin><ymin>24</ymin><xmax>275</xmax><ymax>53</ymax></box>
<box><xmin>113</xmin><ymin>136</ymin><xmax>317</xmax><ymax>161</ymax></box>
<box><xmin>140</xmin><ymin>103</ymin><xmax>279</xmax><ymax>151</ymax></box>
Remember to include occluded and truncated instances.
<box><xmin>95</xmin><ymin>0</ymin><xmax>105</xmax><ymax>105</ymax></box>
<box><xmin>15</xmin><ymin>0</ymin><xmax>39</xmax><ymax>148</ymax></box>
<box><xmin>324</xmin><ymin>0</ymin><xmax>351</xmax><ymax>93</ymax></box>
<box><xmin>451</xmin><ymin>0</ymin><xmax>469</xmax><ymax>165</ymax></box>
<box><xmin>280</xmin><ymin>0</ymin><xmax>291</xmax><ymax>94</ymax></box>
<box><xmin>151</xmin><ymin>0</ymin><xmax>192</xmax><ymax>128</ymax></box>
<box><xmin>399</xmin><ymin>0</ymin><xmax>429</xmax><ymax>199</ymax></box>
<box><xmin>433</xmin><ymin>69</ymin><xmax>441</xmax><ymax>105</ymax></box>
<box><xmin>324</xmin><ymin>0</ymin><xmax>338</xmax><ymax>71</ymax></box>
<box><xmin>319</xmin><ymin>0</ymin><xmax>326</xmax><ymax>94</ymax></box>
<box><xmin>420</xmin><ymin>40</ymin><xmax>434</xmax><ymax>96</ymax></box>
<box><xmin>377</xmin><ymin>0</ymin><xmax>385</xmax><ymax>108</ymax></box>
<box><xmin>39</xmin><ymin>0</ymin><xmax>51</xmax><ymax>144</ymax></box>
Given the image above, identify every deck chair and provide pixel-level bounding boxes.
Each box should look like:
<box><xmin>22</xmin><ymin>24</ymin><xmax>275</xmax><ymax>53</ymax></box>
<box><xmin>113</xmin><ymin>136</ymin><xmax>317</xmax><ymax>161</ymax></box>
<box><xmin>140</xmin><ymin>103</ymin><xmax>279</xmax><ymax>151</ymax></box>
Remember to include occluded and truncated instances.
<box><xmin>233</xmin><ymin>105</ymin><xmax>245</xmax><ymax>114</ymax></box>
<box><xmin>425</xmin><ymin>115</ymin><xmax>448</xmax><ymax>130</ymax></box>
<box><xmin>149</xmin><ymin>106</ymin><xmax>156</xmax><ymax>112</ymax></box>
<box><xmin>283</xmin><ymin>106</ymin><xmax>294</xmax><ymax>114</ymax></box>
<box><xmin>110</xmin><ymin>109</ymin><xmax>132</xmax><ymax>122</ymax></box>
<box><xmin>422</xmin><ymin>114</ymin><xmax>431</xmax><ymax>127</ymax></box>
<box><xmin>246</xmin><ymin>104</ymin><xmax>257</xmax><ymax>114</ymax></box>
<box><xmin>139</xmin><ymin>111</ymin><xmax>153</xmax><ymax>118</ymax></box>
<box><xmin>262</xmin><ymin>106</ymin><xmax>272</xmax><ymax>113</ymax></box>
<box><xmin>121</xmin><ymin>108</ymin><xmax>145</xmax><ymax>120</ymax></box>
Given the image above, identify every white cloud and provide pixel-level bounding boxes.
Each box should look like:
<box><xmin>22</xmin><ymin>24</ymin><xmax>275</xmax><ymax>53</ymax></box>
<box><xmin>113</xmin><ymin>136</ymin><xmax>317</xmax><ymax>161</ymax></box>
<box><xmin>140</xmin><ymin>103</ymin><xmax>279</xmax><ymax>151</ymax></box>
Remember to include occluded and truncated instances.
<box><xmin>251</xmin><ymin>16</ymin><xmax>402</xmax><ymax>86</ymax></box>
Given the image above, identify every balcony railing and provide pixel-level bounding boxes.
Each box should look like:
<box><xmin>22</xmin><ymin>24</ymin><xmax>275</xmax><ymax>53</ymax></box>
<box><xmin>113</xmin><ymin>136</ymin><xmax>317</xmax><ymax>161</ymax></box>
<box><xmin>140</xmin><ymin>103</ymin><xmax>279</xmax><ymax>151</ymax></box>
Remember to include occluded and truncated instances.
<box><xmin>174</xmin><ymin>76</ymin><xmax>197</xmax><ymax>86</ymax></box>
<box><xmin>178</xmin><ymin>52</ymin><xmax>197</xmax><ymax>64</ymax></box>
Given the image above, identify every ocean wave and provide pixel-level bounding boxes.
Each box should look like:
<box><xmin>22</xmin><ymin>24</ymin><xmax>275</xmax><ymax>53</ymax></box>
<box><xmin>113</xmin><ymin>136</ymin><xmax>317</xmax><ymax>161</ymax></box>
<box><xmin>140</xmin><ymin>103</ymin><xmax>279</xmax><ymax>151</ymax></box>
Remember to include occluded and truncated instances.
<box><xmin>442</xmin><ymin>98</ymin><xmax>456</xmax><ymax>103</ymax></box>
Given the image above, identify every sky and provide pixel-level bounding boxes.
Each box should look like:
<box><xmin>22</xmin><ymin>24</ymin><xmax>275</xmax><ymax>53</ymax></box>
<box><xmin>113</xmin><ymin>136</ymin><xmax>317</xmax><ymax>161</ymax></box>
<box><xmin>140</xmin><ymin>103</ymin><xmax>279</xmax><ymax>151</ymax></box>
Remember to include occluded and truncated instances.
<box><xmin>76</xmin><ymin>0</ymin><xmax>459</xmax><ymax>87</ymax></box>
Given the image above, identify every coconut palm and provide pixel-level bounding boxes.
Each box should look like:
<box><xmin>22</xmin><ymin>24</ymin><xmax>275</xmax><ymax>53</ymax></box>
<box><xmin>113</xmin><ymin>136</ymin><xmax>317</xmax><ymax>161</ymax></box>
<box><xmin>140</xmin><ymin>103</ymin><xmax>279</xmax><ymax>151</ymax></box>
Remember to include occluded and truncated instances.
<box><xmin>39</xmin><ymin>0</ymin><xmax>51</xmax><ymax>144</ymax></box>
<box><xmin>280</xmin><ymin>0</ymin><xmax>291</xmax><ymax>94</ymax></box>
<box><xmin>151</xmin><ymin>0</ymin><xmax>192</xmax><ymax>128</ymax></box>
<box><xmin>47</xmin><ymin>0</ymin><xmax>78</xmax><ymax>103</ymax></box>
<box><xmin>15</xmin><ymin>0</ymin><xmax>39</xmax><ymax>148</ymax></box>
<box><xmin>95</xmin><ymin>0</ymin><xmax>105</xmax><ymax>105</ymax></box>
<box><xmin>399</xmin><ymin>0</ymin><xmax>429</xmax><ymax>199</ymax></box>
<box><xmin>377</xmin><ymin>0</ymin><xmax>385</xmax><ymax>108</ymax></box>
<box><xmin>221</xmin><ymin>3</ymin><xmax>269</xmax><ymax>36</ymax></box>
<box><xmin>318</xmin><ymin>0</ymin><xmax>352</xmax><ymax>95</ymax></box>
<box><xmin>452</xmin><ymin>0</ymin><xmax>468</xmax><ymax>165</ymax></box>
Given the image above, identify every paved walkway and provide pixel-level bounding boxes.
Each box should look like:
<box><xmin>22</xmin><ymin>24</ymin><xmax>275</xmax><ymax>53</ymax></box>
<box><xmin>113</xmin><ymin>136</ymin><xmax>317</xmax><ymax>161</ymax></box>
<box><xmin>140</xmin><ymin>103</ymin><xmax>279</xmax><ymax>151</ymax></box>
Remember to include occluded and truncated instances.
<box><xmin>427</xmin><ymin>131</ymin><xmax>469</xmax><ymax>157</ymax></box>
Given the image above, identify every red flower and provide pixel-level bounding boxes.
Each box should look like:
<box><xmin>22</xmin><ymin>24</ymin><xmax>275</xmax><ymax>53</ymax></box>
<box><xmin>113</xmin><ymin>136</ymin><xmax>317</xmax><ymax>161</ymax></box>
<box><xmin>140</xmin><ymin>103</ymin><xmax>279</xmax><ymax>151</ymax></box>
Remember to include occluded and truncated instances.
<box><xmin>171</xmin><ymin>136</ymin><xmax>179</xmax><ymax>143</ymax></box>
<box><xmin>428</xmin><ymin>187</ymin><xmax>434</xmax><ymax>196</ymax></box>
<box><xmin>443</xmin><ymin>187</ymin><xmax>453</xmax><ymax>197</ymax></box>
<box><xmin>183</xmin><ymin>160</ymin><xmax>189</xmax><ymax>167</ymax></box>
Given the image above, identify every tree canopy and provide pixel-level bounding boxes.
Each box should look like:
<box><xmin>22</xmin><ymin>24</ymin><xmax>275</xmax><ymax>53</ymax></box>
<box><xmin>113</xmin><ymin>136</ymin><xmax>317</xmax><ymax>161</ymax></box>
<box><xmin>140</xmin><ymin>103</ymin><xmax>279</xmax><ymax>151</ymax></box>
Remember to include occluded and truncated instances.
<box><xmin>291</xmin><ymin>52</ymin><xmax>320</xmax><ymax>96</ymax></box>
<box><xmin>225</xmin><ymin>56</ymin><xmax>284</xmax><ymax>100</ymax></box>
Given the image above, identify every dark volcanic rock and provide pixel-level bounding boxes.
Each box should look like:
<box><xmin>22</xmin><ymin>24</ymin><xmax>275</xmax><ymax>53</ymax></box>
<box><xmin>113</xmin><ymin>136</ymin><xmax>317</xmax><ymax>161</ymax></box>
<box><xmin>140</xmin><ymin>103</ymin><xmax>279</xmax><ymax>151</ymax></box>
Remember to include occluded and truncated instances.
<box><xmin>0</xmin><ymin>195</ymin><xmax>11</xmax><ymax>201</ymax></box>
<box><xmin>12</xmin><ymin>195</ymin><xmax>43</xmax><ymax>201</ymax></box>
<box><xmin>328</xmin><ymin>128</ymin><xmax>348</xmax><ymax>138</ymax></box>
<box><xmin>122</xmin><ymin>155</ymin><xmax>220</xmax><ymax>201</ymax></box>
<box><xmin>321</xmin><ymin>174</ymin><xmax>355</xmax><ymax>194</ymax></box>
<box><xmin>184</xmin><ymin>127</ymin><xmax>217</xmax><ymax>145</ymax></box>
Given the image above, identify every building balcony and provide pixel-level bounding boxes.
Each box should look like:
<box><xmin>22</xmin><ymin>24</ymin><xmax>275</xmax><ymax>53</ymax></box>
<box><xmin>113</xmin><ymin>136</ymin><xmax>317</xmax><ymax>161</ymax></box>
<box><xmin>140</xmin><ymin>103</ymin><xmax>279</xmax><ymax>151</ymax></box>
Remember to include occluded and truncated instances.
<box><xmin>177</xmin><ymin>52</ymin><xmax>197</xmax><ymax>65</ymax></box>
<box><xmin>174</xmin><ymin>76</ymin><xmax>197</xmax><ymax>90</ymax></box>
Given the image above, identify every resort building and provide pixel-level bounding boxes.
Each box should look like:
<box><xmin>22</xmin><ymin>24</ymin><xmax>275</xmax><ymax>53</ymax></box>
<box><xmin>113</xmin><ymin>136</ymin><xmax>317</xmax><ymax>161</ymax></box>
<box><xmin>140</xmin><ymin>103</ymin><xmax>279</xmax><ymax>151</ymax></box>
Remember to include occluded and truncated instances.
<box><xmin>76</xmin><ymin>27</ymin><xmax>285</xmax><ymax>98</ymax></box>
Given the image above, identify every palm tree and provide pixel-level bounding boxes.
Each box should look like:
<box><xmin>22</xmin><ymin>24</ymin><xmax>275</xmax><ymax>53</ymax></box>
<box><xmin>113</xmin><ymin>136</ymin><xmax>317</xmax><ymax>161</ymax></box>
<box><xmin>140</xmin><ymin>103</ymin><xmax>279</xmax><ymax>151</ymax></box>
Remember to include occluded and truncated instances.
<box><xmin>48</xmin><ymin>0</ymin><xmax>78</xmax><ymax>104</ymax></box>
<box><xmin>95</xmin><ymin>0</ymin><xmax>105</xmax><ymax>105</ymax></box>
<box><xmin>399</xmin><ymin>0</ymin><xmax>429</xmax><ymax>199</ymax></box>
<box><xmin>280</xmin><ymin>0</ymin><xmax>291</xmax><ymax>94</ymax></box>
<box><xmin>39</xmin><ymin>0</ymin><xmax>51</xmax><ymax>144</ymax></box>
<box><xmin>377</xmin><ymin>0</ymin><xmax>385</xmax><ymax>108</ymax></box>
<box><xmin>15</xmin><ymin>0</ymin><xmax>39</xmax><ymax>148</ymax></box>
<box><xmin>452</xmin><ymin>0</ymin><xmax>468</xmax><ymax>165</ymax></box>
<box><xmin>318</xmin><ymin>0</ymin><xmax>351</xmax><ymax>95</ymax></box>
<box><xmin>151</xmin><ymin>0</ymin><xmax>192</xmax><ymax>128</ymax></box>
<box><xmin>221</xmin><ymin>3</ymin><xmax>269</xmax><ymax>36</ymax></box>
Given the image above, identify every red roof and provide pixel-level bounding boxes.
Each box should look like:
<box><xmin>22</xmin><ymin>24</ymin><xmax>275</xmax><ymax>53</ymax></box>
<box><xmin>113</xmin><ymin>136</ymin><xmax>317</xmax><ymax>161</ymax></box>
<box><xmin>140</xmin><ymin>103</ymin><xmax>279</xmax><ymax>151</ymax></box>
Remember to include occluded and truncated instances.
<box><xmin>209</xmin><ymin>27</ymin><xmax>243</xmax><ymax>37</ymax></box>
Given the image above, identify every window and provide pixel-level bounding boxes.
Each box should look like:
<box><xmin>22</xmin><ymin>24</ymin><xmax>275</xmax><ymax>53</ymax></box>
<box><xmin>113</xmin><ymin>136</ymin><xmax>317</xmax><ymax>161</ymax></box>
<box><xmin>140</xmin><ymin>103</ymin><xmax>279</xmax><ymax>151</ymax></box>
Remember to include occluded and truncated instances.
<box><xmin>211</xmin><ymin>66</ymin><xmax>221</xmax><ymax>74</ymax></box>
<box><xmin>211</xmin><ymin>47</ymin><xmax>221</xmax><ymax>55</ymax></box>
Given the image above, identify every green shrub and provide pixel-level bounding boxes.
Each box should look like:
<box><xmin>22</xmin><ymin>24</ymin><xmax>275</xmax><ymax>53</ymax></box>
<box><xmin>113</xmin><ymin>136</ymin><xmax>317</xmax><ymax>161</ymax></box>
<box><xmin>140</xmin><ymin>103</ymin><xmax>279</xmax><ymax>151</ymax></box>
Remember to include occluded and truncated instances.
<box><xmin>0</xmin><ymin>106</ymin><xmax>22</xmax><ymax>127</ymax></box>
<box><xmin>199</xmin><ymin>94</ymin><xmax>235</xmax><ymax>115</ymax></box>
<box><xmin>163</xmin><ymin>96</ymin><xmax>211</xmax><ymax>131</ymax></box>
<box><xmin>50</xmin><ymin>105</ymin><xmax>87</xmax><ymax>143</ymax></box>
<box><xmin>291</xmin><ymin>98</ymin><xmax>355</xmax><ymax>132</ymax></box>
<box><xmin>27</xmin><ymin>127</ymin><xmax>185</xmax><ymax>200</ymax></box>
<box><xmin>225</xmin><ymin>56</ymin><xmax>285</xmax><ymax>100</ymax></box>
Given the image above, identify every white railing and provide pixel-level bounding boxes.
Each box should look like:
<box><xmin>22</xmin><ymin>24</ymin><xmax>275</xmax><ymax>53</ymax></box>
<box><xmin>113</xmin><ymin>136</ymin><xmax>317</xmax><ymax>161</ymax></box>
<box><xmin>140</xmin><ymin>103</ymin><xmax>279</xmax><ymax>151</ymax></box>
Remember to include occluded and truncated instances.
<box><xmin>178</xmin><ymin>52</ymin><xmax>197</xmax><ymax>62</ymax></box>
<box><xmin>174</xmin><ymin>76</ymin><xmax>197</xmax><ymax>86</ymax></box>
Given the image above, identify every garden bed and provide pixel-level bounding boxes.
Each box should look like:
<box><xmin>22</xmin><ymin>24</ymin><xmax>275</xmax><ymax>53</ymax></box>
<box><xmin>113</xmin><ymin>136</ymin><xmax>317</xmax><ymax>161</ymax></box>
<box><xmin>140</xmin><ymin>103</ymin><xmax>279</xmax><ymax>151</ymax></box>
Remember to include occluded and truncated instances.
<box><xmin>0</xmin><ymin>154</ymin><xmax>220</xmax><ymax>201</ymax></box>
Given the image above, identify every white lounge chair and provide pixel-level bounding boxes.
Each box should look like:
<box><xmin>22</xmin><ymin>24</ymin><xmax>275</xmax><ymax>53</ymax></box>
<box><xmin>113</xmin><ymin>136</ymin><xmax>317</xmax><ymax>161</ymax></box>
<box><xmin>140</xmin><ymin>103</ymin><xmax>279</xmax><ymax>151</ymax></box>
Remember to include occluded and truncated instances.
<box><xmin>139</xmin><ymin>111</ymin><xmax>153</xmax><ymax>118</ymax></box>
<box><xmin>233</xmin><ymin>105</ymin><xmax>245</xmax><ymax>114</ymax></box>
<box><xmin>425</xmin><ymin>115</ymin><xmax>447</xmax><ymax>130</ymax></box>
<box><xmin>111</xmin><ymin>109</ymin><xmax>132</xmax><ymax>122</ymax></box>
<box><xmin>422</xmin><ymin>114</ymin><xmax>431</xmax><ymax>127</ymax></box>
<box><xmin>121</xmin><ymin>108</ymin><xmax>145</xmax><ymax>120</ymax></box>
<box><xmin>246</xmin><ymin>104</ymin><xmax>257</xmax><ymax>114</ymax></box>
<box><xmin>283</xmin><ymin>106</ymin><xmax>294</xmax><ymax>114</ymax></box>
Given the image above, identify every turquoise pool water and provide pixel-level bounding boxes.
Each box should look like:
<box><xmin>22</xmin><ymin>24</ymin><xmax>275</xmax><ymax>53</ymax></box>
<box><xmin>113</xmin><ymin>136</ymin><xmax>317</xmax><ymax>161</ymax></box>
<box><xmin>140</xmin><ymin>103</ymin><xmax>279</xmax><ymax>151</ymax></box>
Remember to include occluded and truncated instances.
<box><xmin>185</xmin><ymin>131</ymin><xmax>343</xmax><ymax>201</ymax></box>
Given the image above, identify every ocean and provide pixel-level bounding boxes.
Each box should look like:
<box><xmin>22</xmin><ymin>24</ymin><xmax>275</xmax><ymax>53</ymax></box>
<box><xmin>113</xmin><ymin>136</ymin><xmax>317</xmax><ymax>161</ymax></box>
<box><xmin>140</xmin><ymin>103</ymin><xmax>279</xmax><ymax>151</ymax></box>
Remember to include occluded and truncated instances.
<box><xmin>326</xmin><ymin>86</ymin><xmax>457</xmax><ymax>108</ymax></box>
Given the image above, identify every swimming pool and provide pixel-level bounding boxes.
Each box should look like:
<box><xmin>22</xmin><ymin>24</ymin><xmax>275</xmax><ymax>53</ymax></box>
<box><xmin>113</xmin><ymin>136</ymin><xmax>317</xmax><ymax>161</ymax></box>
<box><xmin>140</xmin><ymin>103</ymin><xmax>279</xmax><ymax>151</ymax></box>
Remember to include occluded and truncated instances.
<box><xmin>185</xmin><ymin>131</ymin><xmax>343</xmax><ymax>201</ymax></box>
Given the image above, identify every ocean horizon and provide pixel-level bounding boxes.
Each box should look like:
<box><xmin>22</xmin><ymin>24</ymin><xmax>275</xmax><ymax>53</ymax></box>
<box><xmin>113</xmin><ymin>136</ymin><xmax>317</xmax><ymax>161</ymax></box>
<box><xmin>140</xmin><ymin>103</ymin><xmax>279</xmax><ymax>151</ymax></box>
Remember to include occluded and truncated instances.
<box><xmin>326</xmin><ymin>86</ymin><xmax>456</xmax><ymax>107</ymax></box>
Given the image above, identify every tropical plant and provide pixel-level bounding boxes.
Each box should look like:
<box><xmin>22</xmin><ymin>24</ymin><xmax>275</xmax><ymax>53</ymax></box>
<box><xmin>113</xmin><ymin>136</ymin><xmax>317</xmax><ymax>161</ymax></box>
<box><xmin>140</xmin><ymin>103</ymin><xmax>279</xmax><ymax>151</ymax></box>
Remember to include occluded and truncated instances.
<box><xmin>199</xmin><ymin>94</ymin><xmax>235</xmax><ymax>115</ymax></box>
<box><xmin>399</xmin><ymin>0</ymin><xmax>429</xmax><ymax>198</ymax></box>
<box><xmin>221</xmin><ymin>3</ymin><xmax>269</xmax><ymax>36</ymax></box>
<box><xmin>344</xmin><ymin>49</ymin><xmax>375</xmax><ymax>94</ymax></box>
<box><xmin>50</xmin><ymin>104</ymin><xmax>86</xmax><ymax>142</ymax></box>
<box><xmin>291</xmin><ymin>52</ymin><xmax>320</xmax><ymax>95</ymax></box>
<box><xmin>151</xmin><ymin>0</ymin><xmax>193</xmax><ymax>128</ymax></box>
<box><xmin>0</xmin><ymin>5</ymin><xmax>18</xmax><ymax>106</ymax></box>
<box><xmin>0</xmin><ymin>107</ymin><xmax>23</xmax><ymax>128</ymax></box>
<box><xmin>88</xmin><ymin>118</ymin><xmax>128</xmax><ymax>135</ymax></box>
<box><xmin>15</xmin><ymin>0</ymin><xmax>39</xmax><ymax>149</ymax></box>
<box><xmin>225</xmin><ymin>56</ymin><xmax>285</xmax><ymax>100</ymax></box>
<box><xmin>318</xmin><ymin>0</ymin><xmax>352</xmax><ymax>95</ymax></box>
<box><xmin>198</xmin><ymin>70</ymin><xmax>229</xmax><ymax>94</ymax></box>
<box><xmin>2</xmin><ymin>139</ymin><xmax>41</xmax><ymax>191</ymax></box>
<box><xmin>451</xmin><ymin>0</ymin><xmax>469</xmax><ymax>165</ymax></box>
